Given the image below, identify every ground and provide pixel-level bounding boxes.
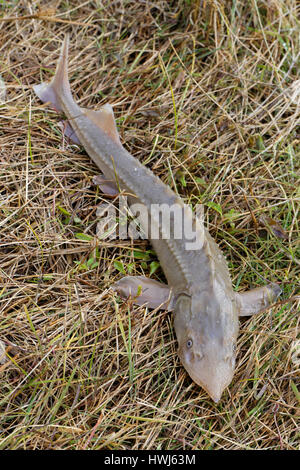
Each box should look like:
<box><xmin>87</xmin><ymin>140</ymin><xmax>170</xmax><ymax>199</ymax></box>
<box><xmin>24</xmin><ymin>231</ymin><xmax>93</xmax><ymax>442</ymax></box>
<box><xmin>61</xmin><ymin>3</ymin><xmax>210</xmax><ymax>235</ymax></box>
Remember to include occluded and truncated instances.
<box><xmin>0</xmin><ymin>0</ymin><xmax>299</xmax><ymax>450</ymax></box>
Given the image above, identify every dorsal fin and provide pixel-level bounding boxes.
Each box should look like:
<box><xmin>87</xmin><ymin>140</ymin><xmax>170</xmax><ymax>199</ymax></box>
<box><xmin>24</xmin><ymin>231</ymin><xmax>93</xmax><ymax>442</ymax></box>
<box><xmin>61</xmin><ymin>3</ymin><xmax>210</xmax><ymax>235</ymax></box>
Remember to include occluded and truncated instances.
<box><xmin>83</xmin><ymin>104</ymin><xmax>121</xmax><ymax>145</ymax></box>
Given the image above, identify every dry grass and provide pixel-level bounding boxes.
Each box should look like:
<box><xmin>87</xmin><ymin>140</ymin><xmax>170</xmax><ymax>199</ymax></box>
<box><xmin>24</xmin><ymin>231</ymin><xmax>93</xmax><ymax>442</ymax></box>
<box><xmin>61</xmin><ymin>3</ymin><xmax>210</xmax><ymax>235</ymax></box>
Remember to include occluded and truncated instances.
<box><xmin>0</xmin><ymin>0</ymin><xmax>299</xmax><ymax>450</ymax></box>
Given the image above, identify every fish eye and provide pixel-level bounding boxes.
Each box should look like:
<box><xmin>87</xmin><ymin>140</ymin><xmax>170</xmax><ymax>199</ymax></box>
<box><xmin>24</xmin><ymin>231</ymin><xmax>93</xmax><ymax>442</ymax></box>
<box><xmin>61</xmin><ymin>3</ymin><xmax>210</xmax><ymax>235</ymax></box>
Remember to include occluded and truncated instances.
<box><xmin>186</xmin><ymin>339</ymin><xmax>193</xmax><ymax>349</ymax></box>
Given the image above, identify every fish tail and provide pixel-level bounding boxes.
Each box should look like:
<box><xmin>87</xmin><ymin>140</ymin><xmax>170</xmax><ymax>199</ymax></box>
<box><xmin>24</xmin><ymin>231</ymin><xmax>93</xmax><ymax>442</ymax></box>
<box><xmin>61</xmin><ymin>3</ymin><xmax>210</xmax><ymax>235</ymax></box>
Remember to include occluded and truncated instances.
<box><xmin>33</xmin><ymin>35</ymin><xmax>71</xmax><ymax>111</ymax></box>
<box><xmin>34</xmin><ymin>36</ymin><xmax>122</xmax><ymax>148</ymax></box>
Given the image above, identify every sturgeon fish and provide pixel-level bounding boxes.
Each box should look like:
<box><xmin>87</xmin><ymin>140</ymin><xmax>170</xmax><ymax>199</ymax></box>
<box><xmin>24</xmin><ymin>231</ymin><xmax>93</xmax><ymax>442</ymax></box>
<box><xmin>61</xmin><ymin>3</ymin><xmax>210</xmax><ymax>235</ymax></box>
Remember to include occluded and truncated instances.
<box><xmin>33</xmin><ymin>37</ymin><xmax>281</xmax><ymax>402</ymax></box>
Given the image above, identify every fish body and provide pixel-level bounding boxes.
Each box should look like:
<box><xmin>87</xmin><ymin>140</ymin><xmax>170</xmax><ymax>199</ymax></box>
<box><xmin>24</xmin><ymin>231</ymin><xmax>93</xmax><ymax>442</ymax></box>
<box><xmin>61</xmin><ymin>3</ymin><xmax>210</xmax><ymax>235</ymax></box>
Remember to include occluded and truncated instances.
<box><xmin>34</xmin><ymin>37</ymin><xmax>281</xmax><ymax>402</ymax></box>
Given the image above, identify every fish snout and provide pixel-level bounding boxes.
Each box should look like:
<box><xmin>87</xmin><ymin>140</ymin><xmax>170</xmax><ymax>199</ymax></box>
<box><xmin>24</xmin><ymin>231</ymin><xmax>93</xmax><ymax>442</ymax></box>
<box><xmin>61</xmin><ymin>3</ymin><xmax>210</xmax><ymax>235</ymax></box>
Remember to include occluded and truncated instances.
<box><xmin>204</xmin><ymin>380</ymin><xmax>225</xmax><ymax>403</ymax></box>
<box><xmin>186</xmin><ymin>360</ymin><xmax>234</xmax><ymax>403</ymax></box>
<box><xmin>203</xmin><ymin>364</ymin><xmax>234</xmax><ymax>403</ymax></box>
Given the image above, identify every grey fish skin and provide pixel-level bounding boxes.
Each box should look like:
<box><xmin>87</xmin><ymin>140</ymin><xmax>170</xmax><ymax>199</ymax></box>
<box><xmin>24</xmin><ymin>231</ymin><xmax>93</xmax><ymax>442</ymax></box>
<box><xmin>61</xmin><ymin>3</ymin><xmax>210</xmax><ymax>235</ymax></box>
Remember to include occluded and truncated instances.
<box><xmin>33</xmin><ymin>36</ymin><xmax>281</xmax><ymax>402</ymax></box>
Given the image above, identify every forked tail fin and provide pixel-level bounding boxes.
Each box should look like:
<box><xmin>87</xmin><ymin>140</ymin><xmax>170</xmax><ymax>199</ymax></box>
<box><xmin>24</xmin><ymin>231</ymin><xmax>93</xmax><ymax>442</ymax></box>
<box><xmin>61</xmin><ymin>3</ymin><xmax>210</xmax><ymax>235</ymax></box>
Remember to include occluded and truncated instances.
<box><xmin>33</xmin><ymin>36</ymin><xmax>122</xmax><ymax>148</ymax></box>
<box><xmin>33</xmin><ymin>35</ymin><xmax>71</xmax><ymax>111</ymax></box>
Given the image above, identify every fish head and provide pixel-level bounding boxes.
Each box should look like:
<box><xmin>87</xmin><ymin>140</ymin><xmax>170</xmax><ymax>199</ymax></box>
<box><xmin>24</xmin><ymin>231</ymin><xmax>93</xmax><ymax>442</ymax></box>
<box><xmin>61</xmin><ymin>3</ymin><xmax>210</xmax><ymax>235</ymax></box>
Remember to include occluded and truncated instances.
<box><xmin>173</xmin><ymin>286</ymin><xmax>239</xmax><ymax>402</ymax></box>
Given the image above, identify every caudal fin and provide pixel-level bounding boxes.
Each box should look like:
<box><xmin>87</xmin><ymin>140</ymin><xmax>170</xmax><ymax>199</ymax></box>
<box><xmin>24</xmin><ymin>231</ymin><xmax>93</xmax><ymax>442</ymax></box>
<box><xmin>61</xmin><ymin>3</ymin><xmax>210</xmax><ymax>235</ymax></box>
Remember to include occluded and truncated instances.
<box><xmin>33</xmin><ymin>35</ymin><xmax>71</xmax><ymax>111</ymax></box>
<box><xmin>34</xmin><ymin>36</ymin><xmax>123</xmax><ymax>149</ymax></box>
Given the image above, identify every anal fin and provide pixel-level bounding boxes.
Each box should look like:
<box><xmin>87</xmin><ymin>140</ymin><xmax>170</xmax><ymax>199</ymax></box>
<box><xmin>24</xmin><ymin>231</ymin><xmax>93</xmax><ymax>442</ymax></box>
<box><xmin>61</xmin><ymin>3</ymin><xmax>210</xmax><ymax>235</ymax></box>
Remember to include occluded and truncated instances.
<box><xmin>93</xmin><ymin>174</ymin><xmax>119</xmax><ymax>196</ymax></box>
<box><xmin>58</xmin><ymin>120</ymin><xmax>81</xmax><ymax>144</ymax></box>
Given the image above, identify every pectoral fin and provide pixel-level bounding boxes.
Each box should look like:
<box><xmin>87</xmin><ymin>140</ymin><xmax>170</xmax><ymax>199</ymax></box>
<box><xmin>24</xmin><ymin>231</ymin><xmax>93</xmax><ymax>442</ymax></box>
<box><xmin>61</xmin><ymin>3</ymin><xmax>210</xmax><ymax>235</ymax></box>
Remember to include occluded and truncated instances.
<box><xmin>236</xmin><ymin>283</ymin><xmax>282</xmax><ymax>316</ymax></box>
<box><xmin>113</xmin><ymin>276</ymin><xmax>174</xmax><ymax>310</ymax></box>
